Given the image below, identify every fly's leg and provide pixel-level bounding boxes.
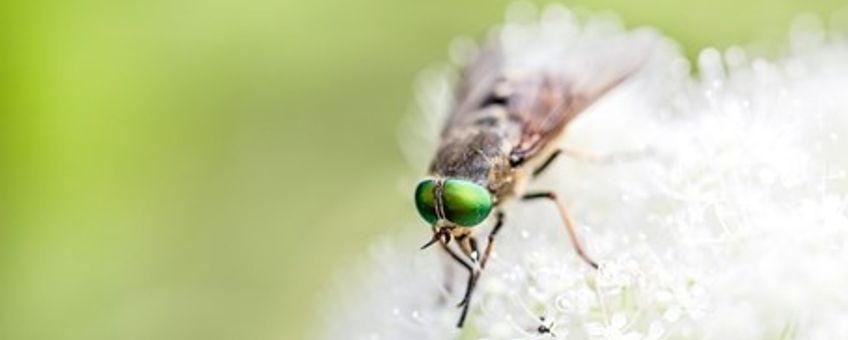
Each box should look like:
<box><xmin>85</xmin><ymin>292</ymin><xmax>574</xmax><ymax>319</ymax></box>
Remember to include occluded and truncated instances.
<box><xmin>455</xmin><ymin>236</ymin><xmax>479</xmax><ymax>328</ymax></box>
<box><xmin>531</xmin><ymin>146</ymin><xmax>626</xmax><ymax>177</ymax></box>
<box><xmin>562</xmin><ymin>146</ymin><xmax>656</xmax><ymax>164</ymax></box>
<box><xmin>522</xmin><ymin>192</ymin><xmax>599</xmax><ymax>269</ymax></box>
<box><xmin>533</xmin><ymin>149</ymin><xmax>563</xmax><ymax>176</ymax></box>
<box><xmin>457</xmin><ymin>211</ymin><xmax>505</xmax><ymax>307</ymax></box>
<box><xmin>437</xmin><ymin>243</ymin><xmax>466</xmax><ymax>302</ymax></box>
<box><xmin>562</xmin><ymin>146</ymin><xmax>608</xmax><ymax>163</ymax></box>
<box><xmin>533</xmin><ymin>147</ymin><xmax>598</xmax><ymax>177</ymax></box>
<box><xmin>455</xmin><ymin>235</ymin><xmax>479</xmax><ymax>308</ymax></box>
<box><xmin>534</xmin><ymin>147</ymin><xmax>656</xmax><ymax>177</ymax></box>
<box><xmin>455</xmin><ymin>211</ymin><xmax>505</xmax><ymax>328</ymax></box>
<box><xmin>438</xmin><ymin>241</ymin><xmax>474</xmax><ymax>305</ymax></box>
<box><xmin>480</xmin><ymin>211</ymin><xmax>505</xmax><ymax>270</ymax></box>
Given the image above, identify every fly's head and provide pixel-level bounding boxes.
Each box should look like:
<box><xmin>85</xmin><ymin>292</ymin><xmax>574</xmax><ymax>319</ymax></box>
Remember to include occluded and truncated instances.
<box><xmin>414</xmin><ymin>178</ymin><xmax>494</xmax><ymax>249</ymax></box>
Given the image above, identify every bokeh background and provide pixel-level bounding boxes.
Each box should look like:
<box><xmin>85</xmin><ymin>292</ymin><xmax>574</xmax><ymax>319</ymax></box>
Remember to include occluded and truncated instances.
<box><xmin>1</xmin><ymin>0</ymin><xmax>845</xmax><ymax>339</ymax></box>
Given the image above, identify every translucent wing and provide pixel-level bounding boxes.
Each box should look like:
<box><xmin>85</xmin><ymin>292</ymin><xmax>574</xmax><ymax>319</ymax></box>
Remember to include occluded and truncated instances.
<box><xmin>498</xmin><ymin>62</ymin><xmax>638</xmax><ymax>164</ymax></box>
<box><xmin>443</xmin><ymin>7</ymin><xmax>661</xmax><ymax>164</ymax></box>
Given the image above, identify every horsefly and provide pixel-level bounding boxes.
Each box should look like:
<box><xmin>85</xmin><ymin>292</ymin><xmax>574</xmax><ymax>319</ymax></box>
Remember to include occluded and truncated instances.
<box><xmin>413</xmin><ymin>17</ymin><xmax>655</xmax><ymax>328</ymax></box>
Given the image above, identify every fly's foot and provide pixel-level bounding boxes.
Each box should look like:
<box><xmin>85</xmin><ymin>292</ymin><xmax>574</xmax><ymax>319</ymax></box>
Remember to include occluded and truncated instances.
<box><xmin>580</xmin><ymin>252</ymin><xmax>599</xmax><ymax>270</ymax></box>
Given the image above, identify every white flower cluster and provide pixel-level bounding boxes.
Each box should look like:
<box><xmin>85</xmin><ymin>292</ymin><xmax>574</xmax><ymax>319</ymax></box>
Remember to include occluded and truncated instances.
<box><xmin>323</xmin><ymin>4</ymin><xmax>848</xmax><ymax>340</ymax></box>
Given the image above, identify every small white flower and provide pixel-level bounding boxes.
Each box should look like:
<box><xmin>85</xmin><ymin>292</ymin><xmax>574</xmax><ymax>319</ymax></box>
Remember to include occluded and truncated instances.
<box><xmin>322</xmin><ymin>4</ymin><xmax>848</xmax><ymax>340</ymax></box>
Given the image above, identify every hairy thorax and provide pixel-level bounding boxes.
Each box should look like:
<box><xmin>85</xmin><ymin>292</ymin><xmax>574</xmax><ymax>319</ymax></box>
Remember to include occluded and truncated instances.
<box><xmin>429</xmin><ymin>127</ymin><xmax>525</xmax><ymax>204</ymax></box>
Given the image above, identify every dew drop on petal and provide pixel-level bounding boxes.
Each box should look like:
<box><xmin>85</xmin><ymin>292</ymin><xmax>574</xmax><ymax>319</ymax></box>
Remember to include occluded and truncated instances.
<box><xmin>555</xmin><ymin>294</ymin><xmax>573</xmax><ymax>311</ymax></box>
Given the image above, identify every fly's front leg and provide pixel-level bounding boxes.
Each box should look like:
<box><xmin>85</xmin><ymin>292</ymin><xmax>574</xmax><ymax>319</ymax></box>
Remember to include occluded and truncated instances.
<box><xmin>437</xmin><ymin>241</ymin><xmax>469</xmax><ymax>301</ymax></box>
<box><xmin>455</xmin><ymin>235</ymin><xmax>479</xmax><ymax>307</ymax></box>
<box><xmin>457</xmin><ymin>211</ymin><xmax>505</xmax><ymax>306</ymax></box>
<box><xmin>454</xmin><ymin>235</ymin><xmax>481</xmax><ymax>328</ymax></box>
<box><xmin>455</xmin><ymin>211</ymin><xmax>505</xmax><ymax>328</ymax></box>
<box><xmin>438</xmin><ymin>241</ymin><xmax>474</xmax><ymax>305</ymax></box>
<box><xmin>522</xmin><ymin>192</ymin><xmax>599</xmax><ymax>269</ymax></box>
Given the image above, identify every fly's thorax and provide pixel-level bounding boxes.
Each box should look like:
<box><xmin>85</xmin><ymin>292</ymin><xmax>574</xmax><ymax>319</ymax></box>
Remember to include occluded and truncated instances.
<box><xmin>429</xmin><ymin>129</ymin><xmax>519</xmax><ymax>202</ymax></box>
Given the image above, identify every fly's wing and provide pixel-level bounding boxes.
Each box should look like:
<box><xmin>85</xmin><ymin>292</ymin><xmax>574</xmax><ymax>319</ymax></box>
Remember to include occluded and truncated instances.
<box><xmin>443</xmin><ymin>9</ymin><xmax>660</xmax><ymax>163</ymax></box>
<box><xmin>504</xmin><ymin>60</ymin><xmax>641</xmax><ymax>164</ymax></box>
<box><xmin>441</xmin><ymin>40</ymin><xmax>506</xmax><ymax>136</ymax></box>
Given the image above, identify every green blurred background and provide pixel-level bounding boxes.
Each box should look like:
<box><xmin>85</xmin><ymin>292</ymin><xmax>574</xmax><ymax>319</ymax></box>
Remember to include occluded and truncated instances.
<box><xmin>0</xmin><ymin>0</ymin><xmax>844</xmax><ymax>339</ymax></box>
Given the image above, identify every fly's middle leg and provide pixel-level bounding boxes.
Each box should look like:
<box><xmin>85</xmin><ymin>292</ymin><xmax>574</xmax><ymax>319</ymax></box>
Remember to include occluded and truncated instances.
<box><xmin>522</xmin><ymin>192</ymin><xmax>599</xmax><ymax>269</ymax></box>
<box><xmin>480</xmin><ymin>210</ymin><xmax>505</xmax><ymax>270</ymax></box>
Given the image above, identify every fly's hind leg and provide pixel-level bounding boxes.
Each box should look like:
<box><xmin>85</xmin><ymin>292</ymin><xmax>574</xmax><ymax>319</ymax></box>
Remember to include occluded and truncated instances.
<box><xmin>533</xmin><ymin>149</ymin><xmax>563</xmax><ymax>176</ymax></box>
<box><xmin>531</xmin><ymin>147</ymin><xmax>617</xmax><ymax>177</ymax></box>
<box><xmin>522</xmin><ymin>192</ymin><xmax>598</xmax><ymax>269</ymax></box>
<box><xmin>533</xmin><ymin>147</ymin><xmax>600</xmax><ymax>177</ymax></box>
<box><xmin>562</xmin><ymin>146</ymin><xmax>656</xmax><ymax>164</ymax></box>
<box><xmin>534</xmin><ymin>147</ymin><xmax>655</xmax><ymax>177</ymax></box>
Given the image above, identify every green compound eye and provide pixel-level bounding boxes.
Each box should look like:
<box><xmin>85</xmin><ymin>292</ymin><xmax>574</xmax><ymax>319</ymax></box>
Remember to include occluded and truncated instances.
<box><xmin>414</xmin><ymin>179</ymin><xmax>438</xmax><ymax>224</ymax></box>
<box><xmin>415</xmin><ymin>178</ymin><xmax>494</xmax><ymax>227</ymax></box>
<box><xmin>442</xmin><ymin>179</ymin><xmax>493</xmax><ymax>227</ymax></box>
